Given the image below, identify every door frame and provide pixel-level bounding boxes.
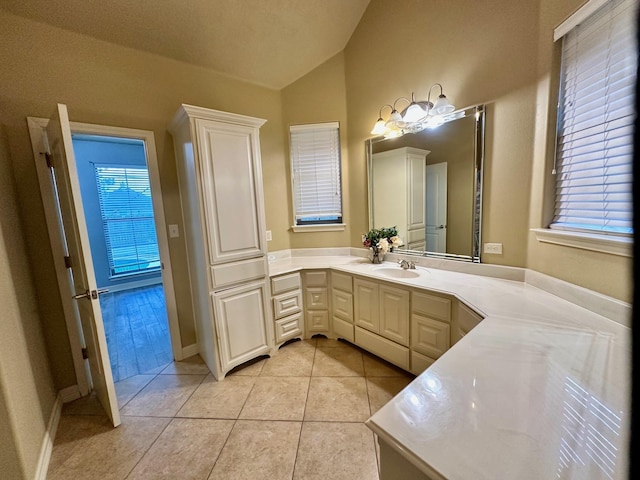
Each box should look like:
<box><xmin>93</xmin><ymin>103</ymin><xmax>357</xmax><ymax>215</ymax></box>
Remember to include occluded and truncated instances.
<box><xmin>27</xmin><ymin>117</ymin><xmax>183</xmax><ymax>396</ymax></box>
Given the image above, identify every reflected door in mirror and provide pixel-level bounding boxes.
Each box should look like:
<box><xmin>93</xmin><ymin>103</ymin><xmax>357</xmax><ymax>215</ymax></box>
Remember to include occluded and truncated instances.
<box><xmin>425</xmin><ymin>162</ymin><xmax>447</xmax><ymax>253</ymax></box>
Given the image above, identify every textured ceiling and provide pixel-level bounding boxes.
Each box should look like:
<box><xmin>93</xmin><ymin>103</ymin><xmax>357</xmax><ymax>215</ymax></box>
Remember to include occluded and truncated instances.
<box><xmin>0</xmin><ymin>0</ymin><xmax>370</xmax><ymax>89</ymax></box>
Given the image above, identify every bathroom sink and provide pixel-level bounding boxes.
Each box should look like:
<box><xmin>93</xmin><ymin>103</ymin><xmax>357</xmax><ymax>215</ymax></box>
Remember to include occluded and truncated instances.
<box><xmin>372</xmin><ymin>267</ymin><xmax>421</xmax><ymax>279</ymax></box>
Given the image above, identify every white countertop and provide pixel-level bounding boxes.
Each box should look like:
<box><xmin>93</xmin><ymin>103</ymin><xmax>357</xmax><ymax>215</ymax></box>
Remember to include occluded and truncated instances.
<box><xmin>268</xmin><ymin>254</ymin><xmax>631</xmax><ymax>479</ymax></box>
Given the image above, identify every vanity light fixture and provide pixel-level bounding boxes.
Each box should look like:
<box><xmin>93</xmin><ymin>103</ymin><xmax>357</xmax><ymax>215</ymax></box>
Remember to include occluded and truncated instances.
<box><xmin>370</xmin><ymin>83</ymin><xmax>455</xmax><ymax>137</ymax></box>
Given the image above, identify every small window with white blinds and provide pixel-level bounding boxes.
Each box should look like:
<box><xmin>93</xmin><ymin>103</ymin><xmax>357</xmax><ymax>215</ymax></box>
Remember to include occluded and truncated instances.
<box><xmin>290</xmin><ymin>122</ymin><xmax>343</xmax><ymax>225</ymax></box>
<box><xmin>95</xmin><ymin>165</ymin><xmax>161</xmax><ymax>277</ymax></box>
<box><xmin>552</xmin><ymin>0</ymin><xmax>637</xmax><ymax>235</ymax></box>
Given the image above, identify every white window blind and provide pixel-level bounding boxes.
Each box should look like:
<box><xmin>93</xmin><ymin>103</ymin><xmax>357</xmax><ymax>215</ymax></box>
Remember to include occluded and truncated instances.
<box><xmin>290</xmin><ymin>122</ymin><xmax>343</xmax><ymax>225</ymax></box>
<box><xmin>552</xmin><ymin>0</ymin><xmax>637</xmax><ymax>235</ymax></box>
<box><xmin>95</xmin><ymin>166</ymin><xmax>161</xmax><ymax>277</ymax></box>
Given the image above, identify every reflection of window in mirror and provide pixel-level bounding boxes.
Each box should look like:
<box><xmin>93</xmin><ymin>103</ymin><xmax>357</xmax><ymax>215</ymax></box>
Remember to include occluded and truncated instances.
<box><xmin>289</xmin><ymin>122</ymin><xmax>345</xmax><ymax>232</ymax></box>
<box><xmin>369</xmin><ymin>111</ymin><xmax>478</xmax><ymax>258</ymax></box>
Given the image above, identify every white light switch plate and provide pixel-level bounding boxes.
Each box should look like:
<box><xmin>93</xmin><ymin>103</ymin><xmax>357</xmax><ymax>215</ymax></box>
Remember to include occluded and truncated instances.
<box><xmin>484</xmin><ymin>242</ymin><xmax>503</xmax><ymax>254</ymax></box>
<box><xmin>266</xmin><ymin>230</ymin><xmax>272</xmax><ymax>241</ymax></box>
<box><xmin>168</xmin><ymin>224</ymin><xmax>179</xmax><ymax>238</ymax></box>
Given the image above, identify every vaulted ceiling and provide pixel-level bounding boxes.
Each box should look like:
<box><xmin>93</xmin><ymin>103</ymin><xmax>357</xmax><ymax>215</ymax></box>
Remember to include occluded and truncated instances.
<box><xmin>0</xmin><ymin>0</ymin><xmax>370</xmax><ymax>89</ymax></box>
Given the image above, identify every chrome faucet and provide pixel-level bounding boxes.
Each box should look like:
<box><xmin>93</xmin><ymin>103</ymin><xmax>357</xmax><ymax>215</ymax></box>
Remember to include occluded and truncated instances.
<box><xmin>398</xmin><ymin>259</ymin><xmax>416</xmax><ymax>270</ymax></box>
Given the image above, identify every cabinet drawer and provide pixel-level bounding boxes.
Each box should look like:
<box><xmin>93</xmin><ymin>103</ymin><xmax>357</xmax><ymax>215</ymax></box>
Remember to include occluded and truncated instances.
<box><xmin>211</xmin><ymin>256</ymin><xmax>266</xmax><ymax>290</ymax></box>
<box><xmin>331</xmin><ymin>272</ymin><xmax>353</xmax><ymax>293</ymax></box>
<box><xmin>411</xmin><ymin>313</ymin><xmax>450</xmax><ymax>359</ymax></box>
<box><xmin>273</xmin><ymin>290</ymin><xmax>302</xmax><ymax>319</ymax></box>
<box><xmin>305</xmin><ymin>287</ymin><xmax>328</xmax><ymax>309</ymax></box>
<box><xmin>307</xmin><ymin>310</ymin><xmax>329</xmax><ymax>332</ymax></box>
<box><xmin>304</xmin><ymin>270</ymin><xmax>328</xmax><ymax>287</ymax></box>
<box><xmin>410</xmin><ymin>350</ymin><xmax>435</xmax><ymax>376</ymax></box>
<box><xmin>332</xmin><ymin>316</ymin><xmax>354</xmax><ymax>342</ymax></box>
<box><xmin>275</xmin><ymin>313</ymin><xmax>302</xmax><ymax>343</ymax></box>
<box><xmin>355</xmin><ymin>326</ymin><xmax>409</xmax><ymax>371</ymax></box>
<box><xmin>271</xmin><ymin>272</ymin><xmax>301</xmax><ymax>295</ymax></box>
<box><xmin>331</xmin><ymin>289</ymin><xmax>353</xmax><ymax>323</ymax></box>
<box><xmin>412</xmin><ymin>291</ymin><xmax>451</xmax><ymax>322</ymax></box>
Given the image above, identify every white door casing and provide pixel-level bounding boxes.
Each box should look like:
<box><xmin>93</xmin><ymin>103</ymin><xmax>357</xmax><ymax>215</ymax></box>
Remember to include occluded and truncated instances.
<box><xmin>426</xmin><ymin>162</ymin><xmax>448</xmax><ymax>253</ymax></box>
<box><xmin>44</xmin><ymin>104</ymin><xmax>120</xmax><ymax>426</ymax></box>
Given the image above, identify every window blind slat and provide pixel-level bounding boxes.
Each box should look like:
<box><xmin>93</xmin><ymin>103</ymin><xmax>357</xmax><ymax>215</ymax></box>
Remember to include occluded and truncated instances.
<box><xmin>552</xmin><ymin>0</ymin><xmax>636</xmax><ymax>235</ymax></box>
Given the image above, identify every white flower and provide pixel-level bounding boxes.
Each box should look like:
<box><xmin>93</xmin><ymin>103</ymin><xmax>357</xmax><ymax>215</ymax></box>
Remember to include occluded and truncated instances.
<box><xmin>378</xmin><ymin>238</ymin><xmax>390</xmax><ymax>254</ymax></box>
<box><xmin>390</xmin><ymin>236</ymin><xmax>403</xmax><ymax>246</ymax></box>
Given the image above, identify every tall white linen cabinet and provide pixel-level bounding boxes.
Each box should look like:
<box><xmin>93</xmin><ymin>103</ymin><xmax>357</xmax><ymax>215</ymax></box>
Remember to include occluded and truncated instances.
<box><xmin>169</xmin><ymin>104</ymin><xmax>274</xmax><ymax>380</ymax></box>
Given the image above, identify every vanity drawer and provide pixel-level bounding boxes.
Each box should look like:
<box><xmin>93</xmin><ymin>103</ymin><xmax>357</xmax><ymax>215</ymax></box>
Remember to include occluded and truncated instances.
<box><xmin>275</xmin><ymin>313</ymin><xmax>302</xmax><ymax>343</ymax></box>
<box><xmin>305</xmin><ymin>287</ymin><xmax>328</xmax><ymax>309</ymax></box>
<box><xmin>304</xmin><ymin>270</ymin><xmax>328</xmax><ymax>287</ymax></box>
<box><xmin>307</xmin><ymin>310</ymin><xmax>330</xmax><ymax>332</ymax></box>
<box><xmin>271</xmin><ymin>272</ymin><xmax>301</xmax><ymax>295</ymax></box>
<box><xmin>412</xmin><ymin>291</ymin><xmax>451</xmax><ymax>322</ymax></box>
<box><xmin>273</xmin><ymin>290</ymin><xmax>302</xmax><ymax>319</ymax></box>
<box><xmin>331</xmin><ymin>272</ymin><xmax>353</xmax><ymax>293</ymax></box>
<box><xmin>355</xmin><ymin>326</ymin><xmax>409</xmax><ymax>371</ymax></box>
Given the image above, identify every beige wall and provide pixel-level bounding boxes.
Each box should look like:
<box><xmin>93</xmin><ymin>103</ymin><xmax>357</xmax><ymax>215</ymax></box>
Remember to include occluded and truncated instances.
<box><xmin>281</xmin><ymin>52</ymin><xmax>352</xmax><ymax>248</ymax></box>
<box><xmin>0</xmin><ymin>126</ymin><xmax>57</xmax><ymax>479</ymax></box>
<box><xmin>525</xmin><ymin>0</ymin><xmax>633</xmax><ymax>302</ymax></box>
<box><xmin>0</xmin><ymin>10</ymin><xmax>288</xmax><ymax>389</ymax></box>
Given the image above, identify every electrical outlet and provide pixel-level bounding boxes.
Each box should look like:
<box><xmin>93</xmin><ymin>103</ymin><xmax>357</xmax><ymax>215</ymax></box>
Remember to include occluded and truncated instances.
<box><xmin>483</xmin><ymin>242</ymin><xmax>503</xmax><ymax>254</ymax></box>
<box><xmin>266</xmin><ymin>230</ymin><xmax>272</xmax><ymax>241</ymax></box>
<box><xmin>168</xmin><ymin>224</ymin><xmax>179</xmax><ymax>238</ymax></box>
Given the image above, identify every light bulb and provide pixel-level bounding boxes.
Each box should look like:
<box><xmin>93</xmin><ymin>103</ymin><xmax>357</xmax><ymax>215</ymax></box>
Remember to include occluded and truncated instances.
<box><xmin>371</xmin><ymin>118</ymin><xmax>387</xmax><ymax>135</ymax></box>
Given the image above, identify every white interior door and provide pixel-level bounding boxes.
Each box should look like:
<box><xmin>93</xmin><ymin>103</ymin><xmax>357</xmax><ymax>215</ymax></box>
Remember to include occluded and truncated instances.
<box><xmin>46</xmin><ymin>104</ymin><xmax>120</xmax><ymax>427</ymax></box>
<box><xmin>425</xmin><ymin>162</ymin><xmax>447</xmax><ymax>253</ymax></box>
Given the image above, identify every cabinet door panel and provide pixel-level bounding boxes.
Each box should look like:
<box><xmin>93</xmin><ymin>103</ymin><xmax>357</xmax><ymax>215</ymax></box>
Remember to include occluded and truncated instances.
<box><xmin>354</xmin><ymin>279</ymin><xmax>379</xmax><ymax>333</ymax></box>
<box><xmin>306</xmin><ymin>310</ymin><xmax>330</xmax><ymax>332</ymax></box>
<box><xmin>411</xmin><ymin>313</ymin><xmax>450</xmax><ymax>359</ymax></box>
<box><xmin>196</xmin><ymin>119</ymin><xmax>264</xmax><ymax>264</ymax></box>
<box><xmin>212</xmin><ymin>281</ymin><xmax>270</xmax><ymax>372</ymax></box>
<box><xmin>305</xmin><ymin>287</ymin><xmax>328</xmax><ymax>309</ymax></box>
<box><xmin>407</xmin><ymin>153</ymin><xmax>426</xmax><ymax>230</ymax></box>
<box><xmin>332</xmin><ymin>290</ymin><xmax>353</xmax><ymax>323</ymax></box>
<box><xmin>379</xmin><ymin>285</ymin><xmax>410</xmax><ymax>346</ymax></box>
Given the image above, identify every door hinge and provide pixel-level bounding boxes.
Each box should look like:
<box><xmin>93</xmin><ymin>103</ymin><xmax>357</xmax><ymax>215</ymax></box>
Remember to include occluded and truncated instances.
<box><xmin>64</xmin><ymin>255</ymin><xmax>72</xmax><ymax>269</ymax></box>
<box><xmin>81</xmin><ymin>347</ymin><xmax>88</xmax><ymax>360</ymax></box>
<box><xmin>44</xmin><ymin>152</ymin><xmax>53</xmax><ymax>169</ymax></box>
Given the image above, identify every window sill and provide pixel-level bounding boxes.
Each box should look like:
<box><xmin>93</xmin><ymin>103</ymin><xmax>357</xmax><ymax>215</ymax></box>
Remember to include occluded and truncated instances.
<box><xmin>531</xmin><ymin>228</ymin><xmax>632</xmax><ymax>257</ymax></box>
<box><xmin>291</xmin><ymin>223</ymin><xmax>346</xmax><ymax>233</ymax></box>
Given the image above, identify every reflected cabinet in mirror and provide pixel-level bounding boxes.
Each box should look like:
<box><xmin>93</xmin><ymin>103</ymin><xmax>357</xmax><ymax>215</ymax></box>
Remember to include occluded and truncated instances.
<box><xmin>367</xmin><ymin>104</ymin><xmax>485</xmax><ymax>262</ymax></box>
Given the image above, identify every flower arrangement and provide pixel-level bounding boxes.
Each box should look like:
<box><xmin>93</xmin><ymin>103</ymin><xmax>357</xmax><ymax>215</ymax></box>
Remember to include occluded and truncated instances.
<box><xmin>362</xmin><ymin>226</ymin><xmax>403</xmax><ymax>262</ymax></box>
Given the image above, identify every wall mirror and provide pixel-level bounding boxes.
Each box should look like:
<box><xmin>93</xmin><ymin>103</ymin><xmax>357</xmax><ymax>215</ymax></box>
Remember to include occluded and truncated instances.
<box><xmin>366</xmin><ymin>104</ymin><xmax>485</xmax><ymax>262</ymax></box>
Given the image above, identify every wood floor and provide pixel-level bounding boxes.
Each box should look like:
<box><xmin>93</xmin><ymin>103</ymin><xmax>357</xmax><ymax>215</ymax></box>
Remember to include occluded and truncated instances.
<box><xmin>100</xmin><ymin>284</ymin><xmax>173</xmax><ymax>382</ymax></box>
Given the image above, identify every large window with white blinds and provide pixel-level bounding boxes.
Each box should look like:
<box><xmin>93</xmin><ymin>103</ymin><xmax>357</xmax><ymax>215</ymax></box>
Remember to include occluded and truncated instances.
<box><xmin>552</xmin><ymin>0</ymin><xmax>637</xmax><ymax>235</ymax></box>
<box><xmin>95</xmin><ymin>165</ymin><xmax>161</xmax><ymax>277</ymax></box>
<box><xmin>290</xmin><ymin>122</ymin><xmax>343</xmax><ymax>225</ymax></box>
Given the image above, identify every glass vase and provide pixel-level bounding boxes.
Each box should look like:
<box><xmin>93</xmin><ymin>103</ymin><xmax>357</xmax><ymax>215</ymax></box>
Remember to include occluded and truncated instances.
<box><xmin>370</xmin><ymin>246</ymin><xmax>384</xmax><ymax>264</ymax></box>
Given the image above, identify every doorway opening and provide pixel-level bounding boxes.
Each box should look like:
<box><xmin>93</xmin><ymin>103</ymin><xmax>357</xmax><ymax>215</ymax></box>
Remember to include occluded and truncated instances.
<box><xmin>72</xmin><ymin>134</ymin><xmax>173</xmax><ymax>381</ymax></box>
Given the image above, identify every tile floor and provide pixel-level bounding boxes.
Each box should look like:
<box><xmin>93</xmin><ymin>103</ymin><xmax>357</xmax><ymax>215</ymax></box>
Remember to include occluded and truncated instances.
<box><xmin>47</xmin><ymin>336</ymin><xmax>415</xmax><ymax>480</ymax></box>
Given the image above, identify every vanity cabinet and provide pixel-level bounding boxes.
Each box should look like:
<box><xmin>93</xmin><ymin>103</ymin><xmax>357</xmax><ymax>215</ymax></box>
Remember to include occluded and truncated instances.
<box><xmin>354</xmin><ymin>278</ymin><xmax>410</xmax><ymax>370</ymax></box>
<box><xmin>331</xmin><ymin>271</ymin><xmax>354</xmax><ymax>342</ymax></box>
<box><xmin>371</xmin><ymin>147</ymin><xmax>429</xmax><ymax>250</ymax></box>
<box><xmin>410</xmin><ymin>292</ymin><xmax>452</xmax><ymax>375</ymax></box>
<box><xmin>271</xmin><ymin>272</ymin><xmax>303</xmax><ymax>345</ymax></box>
<box><xmin>303</xmin><ymin>270</ymin><xmax>330</xmax><ymax>335</ymax></box>
<box><xmin>170</xmin><ymin>105</ymin><xmax>273</xmax><ymax>379</ymax></box>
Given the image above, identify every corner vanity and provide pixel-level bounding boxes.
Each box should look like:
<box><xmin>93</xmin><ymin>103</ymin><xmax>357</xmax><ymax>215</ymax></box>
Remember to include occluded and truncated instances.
<box><xmin>268</xmin><ymin>251</ymin><xmax>630</xmax><ymax>480</ymax></box>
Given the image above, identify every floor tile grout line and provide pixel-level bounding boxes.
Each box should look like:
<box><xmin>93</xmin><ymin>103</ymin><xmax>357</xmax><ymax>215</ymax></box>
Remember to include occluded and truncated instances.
<box><xmin>122</xmin><ymin>414</ymin><xmax>174</xmax><ymax>479</ymax></box>
<box><xmin>290</xmin><ymin>342</ymin><xmax>318</xmax><ymax>479</ymax></box>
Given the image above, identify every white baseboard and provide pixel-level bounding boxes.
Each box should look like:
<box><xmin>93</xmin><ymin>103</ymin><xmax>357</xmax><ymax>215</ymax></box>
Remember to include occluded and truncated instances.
<box><xmin>59</xmin><ymin>385</ymin><xmax>81</xmax><ymax>403</ymax></box>
<box><xmin>182</xmin><ymin>343</ymin><xmax>199</xmax><ymax>359</ymax></box>
<box><xmin>34</xmin><ymin>392</ymin><xmax>63</xmax><ymax>480</ymax></box>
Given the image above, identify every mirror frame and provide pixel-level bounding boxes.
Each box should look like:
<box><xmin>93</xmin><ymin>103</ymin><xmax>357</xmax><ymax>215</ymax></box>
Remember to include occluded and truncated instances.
<box><xmin>366</xmin><ymin>104</ymin><xmax>485</xmax><ymax>263</ymax></box>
